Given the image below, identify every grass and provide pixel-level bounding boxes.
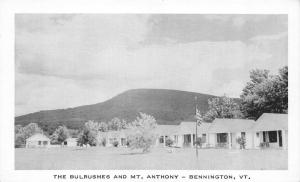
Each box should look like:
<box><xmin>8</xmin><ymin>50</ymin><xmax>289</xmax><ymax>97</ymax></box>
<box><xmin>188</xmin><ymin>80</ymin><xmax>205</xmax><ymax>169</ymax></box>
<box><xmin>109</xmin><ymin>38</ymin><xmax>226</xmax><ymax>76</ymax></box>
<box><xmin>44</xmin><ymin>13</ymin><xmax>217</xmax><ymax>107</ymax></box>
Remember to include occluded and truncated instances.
<box><xmin>15</xmin><ymin>147</ymin><xmax>287</xmax><ymax>170</ymax></box>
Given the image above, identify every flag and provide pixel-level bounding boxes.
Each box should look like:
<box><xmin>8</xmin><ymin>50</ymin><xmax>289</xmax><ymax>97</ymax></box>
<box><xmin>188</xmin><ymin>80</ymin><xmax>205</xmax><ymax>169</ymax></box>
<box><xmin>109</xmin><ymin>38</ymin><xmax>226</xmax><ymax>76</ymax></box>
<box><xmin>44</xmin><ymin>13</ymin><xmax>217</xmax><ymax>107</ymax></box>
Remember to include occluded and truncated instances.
<box><xmin>195</xmin><ymin>107</ymin><xmax>203</xmax><ymax>126</ymax></box>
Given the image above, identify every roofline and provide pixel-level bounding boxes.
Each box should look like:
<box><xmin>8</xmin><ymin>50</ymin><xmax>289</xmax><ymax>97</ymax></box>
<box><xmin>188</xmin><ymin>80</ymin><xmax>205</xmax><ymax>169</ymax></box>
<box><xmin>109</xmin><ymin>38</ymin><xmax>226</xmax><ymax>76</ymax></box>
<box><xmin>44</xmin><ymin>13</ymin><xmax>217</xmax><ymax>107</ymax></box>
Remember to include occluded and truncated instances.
<box><xmin>213</xmin><ymin>118</ymin><xmax>255</xmax><ymax>121</ymax></box>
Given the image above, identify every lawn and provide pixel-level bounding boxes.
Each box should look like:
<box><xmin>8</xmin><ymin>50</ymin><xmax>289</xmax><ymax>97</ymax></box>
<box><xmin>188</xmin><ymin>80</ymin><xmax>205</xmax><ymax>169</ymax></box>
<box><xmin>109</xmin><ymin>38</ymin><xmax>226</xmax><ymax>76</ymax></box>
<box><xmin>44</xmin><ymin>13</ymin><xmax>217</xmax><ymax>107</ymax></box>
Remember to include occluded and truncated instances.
<box><xmin>15</xmin><ymin>147</ymin><xmax>287</xmax><ymax>170</ymax></box>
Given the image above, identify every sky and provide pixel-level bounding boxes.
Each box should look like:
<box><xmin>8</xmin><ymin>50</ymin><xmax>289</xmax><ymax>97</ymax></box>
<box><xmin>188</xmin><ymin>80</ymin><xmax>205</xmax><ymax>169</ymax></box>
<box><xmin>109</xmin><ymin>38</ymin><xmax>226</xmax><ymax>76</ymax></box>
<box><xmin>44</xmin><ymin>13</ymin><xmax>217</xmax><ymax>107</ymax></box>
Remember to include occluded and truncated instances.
<box><xmin>15</xmin><ymin>14</ymin><xmax>287</xmax><ymax>116</ymax></box>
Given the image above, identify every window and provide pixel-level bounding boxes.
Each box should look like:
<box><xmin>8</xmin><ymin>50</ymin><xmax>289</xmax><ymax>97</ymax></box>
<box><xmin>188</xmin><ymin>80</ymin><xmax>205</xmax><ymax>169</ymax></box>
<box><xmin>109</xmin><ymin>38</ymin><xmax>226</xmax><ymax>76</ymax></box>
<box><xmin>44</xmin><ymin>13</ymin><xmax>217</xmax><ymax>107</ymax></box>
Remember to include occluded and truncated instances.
<box><xmin>241</xmin><ymin>132</ymin><xmax>246</xmax><ymax>138</ymax></box>
<box><xmin>268</xmin><ymin>131</ymin><xmax>277</xmax><ymax>143</ymax></box>
<box><xmin>217</xmin><ymin>133</ymin><xmax>227</xmax><ymax>143</ymax></box>
<box><xmin>184</xmin><ymin>134</ymin><xmax>191</xmax><ymax>144</ymax></box>
<box><xmin>43</xmin><ymin>141</ymin><xmax>48</xmax><ymax>145</ymax></box>
<box><xmin>256</xmin><ymin>132</ymin><xmax>259</xmax><ymax>137</ymax></box>
<box><xmin>202</xmin><ymin>134</ymin><xmax>206</xmax><ymax>143</ymax></box>
<box><xmin>38</xmin><ymin>141</ymin><xmax>41</xmax><ymax>145</ymax></box>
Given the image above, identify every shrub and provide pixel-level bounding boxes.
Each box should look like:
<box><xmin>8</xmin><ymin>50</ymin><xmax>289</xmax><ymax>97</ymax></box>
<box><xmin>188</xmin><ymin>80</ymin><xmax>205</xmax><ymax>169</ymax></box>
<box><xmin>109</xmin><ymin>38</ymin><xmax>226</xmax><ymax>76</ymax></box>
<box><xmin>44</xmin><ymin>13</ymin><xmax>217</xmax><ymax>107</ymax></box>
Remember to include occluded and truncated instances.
<box><xmin>165</xmin><ymin>138</ymin><xmax>174</xmax><ymax>147</ymax></box>
<box><xmin>259</xmin><ymin>142</ymin><xmax>270</xmax><ymax>149</ymax></box>
<box><xmin>195</xmin><ymin>137</ymin><xmax>203</xmax><ymax>147</ymax></box>
<box><xmin>101</xmin><ymin>139</ymin><xmax>107</xmax><ymax>147</ymax></box>
<box><xmin>236</xmin><ymin>136</ymin><xmax>246</xmax><ymax>149</ymax></box>
<box><xmin>113</xmin><ymin>140</ymin><xmax>119</xmax><ymax>147</ymax></box>
<box><xmin>15</xmin><ymin>134</ymin><xmax>25</xmax><ymax>148</ymax></box>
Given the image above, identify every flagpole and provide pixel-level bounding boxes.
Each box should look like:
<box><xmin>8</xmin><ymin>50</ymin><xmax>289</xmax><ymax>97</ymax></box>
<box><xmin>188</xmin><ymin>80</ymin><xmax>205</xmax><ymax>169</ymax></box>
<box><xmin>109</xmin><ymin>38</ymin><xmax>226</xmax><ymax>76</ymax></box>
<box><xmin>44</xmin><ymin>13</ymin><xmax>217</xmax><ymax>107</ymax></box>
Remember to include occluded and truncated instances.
<box><xmin>195</xmin><ymin>96</ymin><xmax>198</xmax><ymax>158</ymax></box>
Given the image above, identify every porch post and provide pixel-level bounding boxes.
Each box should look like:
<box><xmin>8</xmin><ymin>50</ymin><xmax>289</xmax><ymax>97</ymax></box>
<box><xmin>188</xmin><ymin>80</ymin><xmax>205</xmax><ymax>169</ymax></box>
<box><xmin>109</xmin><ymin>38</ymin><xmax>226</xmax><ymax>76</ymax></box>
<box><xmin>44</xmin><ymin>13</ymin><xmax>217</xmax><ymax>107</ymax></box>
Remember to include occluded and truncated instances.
<box><xmin>277</xmin><ymin>130</ymin><xmax>280</xmax><ymax>148</ymax></box>
<box><xmin>281</xmin><ymin>130</ymin><xmax>287</xmax><ymax>150</ymax></box>
<box><xmin>163</xmin><ymin>136</ymin><xmax>166</xmax><ymax>147</ymax></box>
<box><xmin>228</xmin><ymin>132</ymin><xmax>232</xmax><ymax>149</ymax></box>
<box><xmin>206</xmin><ymin>133</ymin><xmax>209</xmax><ymax>147</ymax></box>
<box><xmin>266</xmin><ymin>132</ymin><xmax>269</xmax><ymax>142</ymax></box>
<box><xmin>118</xmin><ymin>137</ymin><xmax>121</xmax><ymax>147</ymax></box>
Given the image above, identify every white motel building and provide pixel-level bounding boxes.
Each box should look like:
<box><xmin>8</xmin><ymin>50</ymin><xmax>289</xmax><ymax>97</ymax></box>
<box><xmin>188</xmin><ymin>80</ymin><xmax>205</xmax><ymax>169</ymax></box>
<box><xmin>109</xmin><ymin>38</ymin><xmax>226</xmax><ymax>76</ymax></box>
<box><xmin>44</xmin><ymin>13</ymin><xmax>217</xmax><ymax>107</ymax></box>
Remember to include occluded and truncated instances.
<box><xmin>98</xmin><ymin>113</ymin><xmax>288</xmax><ymax>150</ymax></box>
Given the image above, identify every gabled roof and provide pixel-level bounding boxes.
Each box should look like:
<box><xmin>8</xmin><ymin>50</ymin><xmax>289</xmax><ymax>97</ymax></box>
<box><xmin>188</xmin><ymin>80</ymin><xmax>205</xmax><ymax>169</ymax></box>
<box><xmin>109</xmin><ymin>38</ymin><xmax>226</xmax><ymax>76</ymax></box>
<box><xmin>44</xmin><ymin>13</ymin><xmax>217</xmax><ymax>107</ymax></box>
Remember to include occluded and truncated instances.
<box><xmin>197</xmin><ymin>122</ymin><xmax>212</xmax><ymax>133</ymax></box>
<box><xmin>252</xmin><ymin>113</ymin><xmax>288</xmax><ymax>131</ymax></box>
<box><xmin>178</xmin><ymin>121</ymin><xmax>195</xmax><ymax>134</ymax></box>
<box><xmin>156</xmin><ymin>125</ymin><xmax>179</xmax><ymax>135</ymax></box>
<box><xmin>97</xmin><ymin>129</ymin><xmax>135</xmax><ymax>138</ymax></box>
<box><xmin>26</xmin><ymin>133</ymin><xmax>50</xmax><ymax>141</ymax></box>
<box><xmin>66</xmin><ymin>138</ymin><xmax>78</xmax><ymax>142</ymax></box>
<box><xmin>175</xmin><ymin>121</ymin><xmax>212</xmax><ymax>134</ymax></box>
<box><xmin>208</xmin><ymin>118</ymin><xmax>255</xmax><ymax>133</ymax></box>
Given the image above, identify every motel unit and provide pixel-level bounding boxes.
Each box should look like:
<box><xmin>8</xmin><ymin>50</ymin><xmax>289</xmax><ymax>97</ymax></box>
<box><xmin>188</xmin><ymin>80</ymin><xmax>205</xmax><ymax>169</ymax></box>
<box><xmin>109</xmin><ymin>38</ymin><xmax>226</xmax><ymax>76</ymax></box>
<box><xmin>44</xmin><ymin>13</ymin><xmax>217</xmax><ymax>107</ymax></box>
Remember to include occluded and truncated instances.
<box><xmin>252</xmin><ymin>113</ymin><xmax>288</xmax><ymax>149</ymax></box>
<box><xmin>25</xmin><ymin>133</ymin><xmax>50</xmax><ymax>148</ymax></box>
<box><xmin>207</xmin><ymin>118</ymin><xmax>255</xmax><ymax>149</ymax></box>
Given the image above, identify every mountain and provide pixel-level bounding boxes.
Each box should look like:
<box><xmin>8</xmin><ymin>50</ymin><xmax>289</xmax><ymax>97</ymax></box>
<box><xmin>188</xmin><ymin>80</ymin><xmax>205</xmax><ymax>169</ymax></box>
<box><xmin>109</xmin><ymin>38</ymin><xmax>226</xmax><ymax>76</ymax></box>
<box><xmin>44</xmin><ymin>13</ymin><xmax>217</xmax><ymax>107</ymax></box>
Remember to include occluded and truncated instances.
<box><xmin>15</xmin><ymin>89</ymin><xmax>237</xmax><ymax>133</ymax></box>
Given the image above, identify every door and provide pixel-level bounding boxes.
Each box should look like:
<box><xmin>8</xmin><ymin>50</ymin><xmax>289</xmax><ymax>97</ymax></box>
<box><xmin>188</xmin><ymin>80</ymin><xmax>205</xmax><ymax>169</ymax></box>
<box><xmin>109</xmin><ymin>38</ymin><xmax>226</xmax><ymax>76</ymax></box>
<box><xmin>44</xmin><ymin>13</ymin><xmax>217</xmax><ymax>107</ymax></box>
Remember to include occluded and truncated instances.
<box><xmin>183</xmin><ymin>134</ymin><xmax>191</xmax><ymax>146</ymax></box>
<box><xmin>121</xmin><ymin>138</ymin><xmax>126</xmax><ymax>146</ymax></box>
<box><xmin>278</xmin><ymin>130</ymin><xmax>282</xmax><ymax>147</ymax></box>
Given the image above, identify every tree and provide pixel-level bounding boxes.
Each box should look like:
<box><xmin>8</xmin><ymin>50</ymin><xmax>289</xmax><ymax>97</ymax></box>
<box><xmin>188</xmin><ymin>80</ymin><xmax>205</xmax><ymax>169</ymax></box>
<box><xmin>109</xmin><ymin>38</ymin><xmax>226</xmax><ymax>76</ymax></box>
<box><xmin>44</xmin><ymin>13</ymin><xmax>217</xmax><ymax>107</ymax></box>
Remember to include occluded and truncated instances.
<box><xmin>77</xmin><ymin>129</ymin><xmax>98</xmax><ymax>147</ymax></box>
<box><xmin>98</xmin><ymin>122</ymin><xmax>108</xmax><ymax>132</ymax></box>
<box><xmin>77</xmin><ymin>121</ymin><xmax>98</xmax><ymax>146</ymax></box>
<box><xmin>127</xmin><ymin>113</ymin><xmax>158</xmax><ymax>153</ymax></box>
<box><xmin>84</xmin><ymin>120</ymin><xmax>100</xmax><ymax>131</ymax></box>
<box><xmin>240</xmin><ymin>66</ymin><xmax>288</xmax><ymax>119</ymax></box>
<box><xmin>203</xmin><ymin>96</ymin><xmax>243</xmax><ymax>122</ymax></box>
<box><xmin>50</xmin><ymin>125</ymin><xmax>70</xmax><ymax>144</ymax></box>
<box><xmin>108</xmin><ymin>117</ymin><xmax>127</xmax><ymax>131</ymax></box>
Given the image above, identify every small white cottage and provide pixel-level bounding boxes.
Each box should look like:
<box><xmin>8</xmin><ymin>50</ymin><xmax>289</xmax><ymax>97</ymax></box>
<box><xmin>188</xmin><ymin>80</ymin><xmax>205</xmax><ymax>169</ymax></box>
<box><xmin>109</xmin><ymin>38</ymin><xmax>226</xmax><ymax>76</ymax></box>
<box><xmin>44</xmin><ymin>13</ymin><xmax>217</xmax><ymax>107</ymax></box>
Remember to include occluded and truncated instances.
<box><xmin>63</xmin><ymin>138</ymin><xmax>78</xmax><ymax>147</ymax></box>
<box><xmin>207</xmin><ymin>118</ymin><xmax>255</xmax><ymax>149</ymax></box>
<box><xmin>252</xmin><ymin>113</ymin><xmax>288</xmax><ymax>149</ymax></box>
<box><xmin>26</xmin><ymin>133</ymin><xmax>50</xmax><ymax>148</ymax></box>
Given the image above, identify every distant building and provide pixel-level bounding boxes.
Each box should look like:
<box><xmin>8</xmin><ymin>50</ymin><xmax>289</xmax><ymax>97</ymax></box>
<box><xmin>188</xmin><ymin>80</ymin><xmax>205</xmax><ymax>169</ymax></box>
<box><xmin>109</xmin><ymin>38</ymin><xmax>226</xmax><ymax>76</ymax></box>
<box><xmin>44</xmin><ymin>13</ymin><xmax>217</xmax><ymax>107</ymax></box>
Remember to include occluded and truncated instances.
<box><xmin>98</xmin><ymin>130</ymin><xmax>132</xmax><ymax>147</ymax></box>
<box><xmin>26</xmin><ymin>133</ymin><xmax>50</xmax><ymax>148</ymax></box>
<box><xmin>63</xmin><ymin>138</ymin><xmax>78</xmax><ymax>147</ymax></box>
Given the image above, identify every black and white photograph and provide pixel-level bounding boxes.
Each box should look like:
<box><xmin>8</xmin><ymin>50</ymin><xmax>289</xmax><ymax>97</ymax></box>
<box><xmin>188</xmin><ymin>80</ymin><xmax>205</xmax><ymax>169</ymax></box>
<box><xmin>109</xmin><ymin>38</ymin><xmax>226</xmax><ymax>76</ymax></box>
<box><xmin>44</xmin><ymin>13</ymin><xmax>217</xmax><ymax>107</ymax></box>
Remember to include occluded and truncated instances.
<box><xmin>13</xmin><ymin>14</ymin><xmax>289</xmax><ymax>170</ymax></box>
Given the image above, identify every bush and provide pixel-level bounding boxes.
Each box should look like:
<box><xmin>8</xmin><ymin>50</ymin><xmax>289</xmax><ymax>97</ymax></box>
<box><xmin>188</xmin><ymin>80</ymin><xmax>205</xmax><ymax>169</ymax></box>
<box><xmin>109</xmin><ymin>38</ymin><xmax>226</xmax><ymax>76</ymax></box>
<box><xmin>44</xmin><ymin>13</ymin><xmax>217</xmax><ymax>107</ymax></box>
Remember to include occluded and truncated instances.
<box><xmin>236</xmin><ymin>136</ymin><xmax>246</xmax><ymax>149</ymax></box>
<box><xmin>259</xmin><ymin>142</ymin><xmax>270</xmax><ymax>149</ymax></box>
<box><xmin>101</xmin><ymin>139</ymin><xmax>107</xmax><ymax>147</ymax></box>
<box><xmin>165</xmin><ymin>138</ymin><xmax>174</xmax><ymax>147</ymax></box>
<box><xmin>15</xmin><ymin>134</ymin><xmax>25</xmax><ymax>148</ymax></box>
<box><xmin>195</xmin><ymin>137</ymin><xmax>203</xmax><ymax>147</ymax></box>
<box><xmin>113</xmin><ymin>140</ymin><xmax>119</xmax><ymax>147</ymax></box>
